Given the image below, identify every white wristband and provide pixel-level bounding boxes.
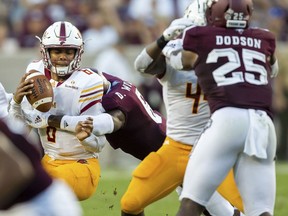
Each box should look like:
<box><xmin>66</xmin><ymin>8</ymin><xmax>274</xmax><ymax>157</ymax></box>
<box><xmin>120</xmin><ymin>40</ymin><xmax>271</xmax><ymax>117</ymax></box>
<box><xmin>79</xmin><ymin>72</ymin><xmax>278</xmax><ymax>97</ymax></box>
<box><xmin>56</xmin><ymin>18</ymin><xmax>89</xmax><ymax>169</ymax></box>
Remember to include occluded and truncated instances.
<box><xmin>134</xmin><ymin>49</ymin><xmax>153</xmax><ymax>73</ymax></box>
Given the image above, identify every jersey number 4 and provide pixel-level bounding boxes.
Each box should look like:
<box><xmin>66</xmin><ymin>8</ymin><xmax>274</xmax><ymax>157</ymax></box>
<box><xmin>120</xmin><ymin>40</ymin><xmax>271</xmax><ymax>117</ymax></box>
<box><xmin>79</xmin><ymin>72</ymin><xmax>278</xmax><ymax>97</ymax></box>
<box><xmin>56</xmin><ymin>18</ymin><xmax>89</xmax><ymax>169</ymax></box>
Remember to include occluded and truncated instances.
<box><xmin>186</xmin><ymin>82</ymin><xmax>206</xmax><ymax>114</ymax></box>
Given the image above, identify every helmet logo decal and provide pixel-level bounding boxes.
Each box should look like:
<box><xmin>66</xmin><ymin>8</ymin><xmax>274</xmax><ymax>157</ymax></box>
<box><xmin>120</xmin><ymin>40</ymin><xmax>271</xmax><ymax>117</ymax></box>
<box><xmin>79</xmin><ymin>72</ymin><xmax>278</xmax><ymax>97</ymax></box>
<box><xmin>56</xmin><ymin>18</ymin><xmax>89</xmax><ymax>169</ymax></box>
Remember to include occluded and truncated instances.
<box><xmin>59</xmin><ymin>22</ymin><xmax>66</xmax><ymax>45</ymax></box>
<box><xmin>225</xmin><ymin>9</ymin><xmax>245</xmax><ymax>21</ymax></box>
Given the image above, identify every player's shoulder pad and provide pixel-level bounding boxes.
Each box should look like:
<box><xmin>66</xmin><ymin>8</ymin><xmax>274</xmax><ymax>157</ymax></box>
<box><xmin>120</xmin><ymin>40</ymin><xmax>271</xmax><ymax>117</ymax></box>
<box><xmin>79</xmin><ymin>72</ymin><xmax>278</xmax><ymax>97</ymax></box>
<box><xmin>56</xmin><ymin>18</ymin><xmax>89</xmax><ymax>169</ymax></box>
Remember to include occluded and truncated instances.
<box><xmin>77</xmin><ymin>68</ymin><xmax>101</xmax><ymax>79</ymax></box>
<box><xmin>74</xmin><ymin>68</ymin><xmax>104</xmax><ymax>87</ymax></box>
<box><xmin>249</xmin><ymin>27</ymin><xmax>276</xmax><ymax>41</ymax></box>
<box><xmin>182</xmin><ymin>25</ymin><xmax>199</xmax><ymax>37</ymax></box>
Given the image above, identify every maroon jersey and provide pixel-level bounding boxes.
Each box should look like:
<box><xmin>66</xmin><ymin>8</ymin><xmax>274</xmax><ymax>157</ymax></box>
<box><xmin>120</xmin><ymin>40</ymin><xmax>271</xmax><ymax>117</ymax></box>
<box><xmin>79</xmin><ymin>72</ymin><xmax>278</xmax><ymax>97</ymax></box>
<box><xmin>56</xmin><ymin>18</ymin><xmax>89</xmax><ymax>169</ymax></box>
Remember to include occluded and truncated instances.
<box><xmin>0</xmin><ymin>119</ymin><xmax>52</xmax><ymax>210</ymax></box>
<box><xmin>183</xmin><ymin>26</ymin><xmax>276</xmax><ymax>118</ymax></box>
<box><xmin>101</xmin><ymin>73</ymin><xmax>166</xmax><ymax>160</ymax></box>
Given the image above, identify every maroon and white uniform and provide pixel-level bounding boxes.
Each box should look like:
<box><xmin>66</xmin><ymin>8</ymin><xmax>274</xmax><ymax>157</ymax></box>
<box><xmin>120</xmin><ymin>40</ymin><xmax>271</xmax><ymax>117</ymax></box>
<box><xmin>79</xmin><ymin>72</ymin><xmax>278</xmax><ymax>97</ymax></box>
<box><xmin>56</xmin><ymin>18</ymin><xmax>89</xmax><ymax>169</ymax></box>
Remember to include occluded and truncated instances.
<box><xmin>184</xmin><ymin>26</ymin><xmax>275</xmax><ymax>118</ymax></box>
<box><xmin>102</xmin><ymin>73</ymin><xmax>166</xmax><ymax>160</ymax></box>
<box><xmin>179</xmin><ymin>26</ymin><xmax>277</xmax><ymax>216</ymax></box>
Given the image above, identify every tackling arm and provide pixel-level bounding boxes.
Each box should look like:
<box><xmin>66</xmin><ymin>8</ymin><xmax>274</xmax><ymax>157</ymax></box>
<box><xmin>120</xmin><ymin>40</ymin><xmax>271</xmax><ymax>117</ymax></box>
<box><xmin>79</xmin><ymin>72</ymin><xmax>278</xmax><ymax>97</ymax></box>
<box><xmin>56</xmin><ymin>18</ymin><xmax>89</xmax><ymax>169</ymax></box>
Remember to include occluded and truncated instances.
<box><xmin>75</xmin><ymin>117</ymin><xmax>107</xmax><ymax>153</ymax></box>
<box><xmin>58</xmin><ymin>111</ymin><xmax>124</xmax><ymax>135</ymax></box>
<box><xmin>23</xmin><ymin>108</ymin><xmax>126</xmax><ymax>135</ymax></box>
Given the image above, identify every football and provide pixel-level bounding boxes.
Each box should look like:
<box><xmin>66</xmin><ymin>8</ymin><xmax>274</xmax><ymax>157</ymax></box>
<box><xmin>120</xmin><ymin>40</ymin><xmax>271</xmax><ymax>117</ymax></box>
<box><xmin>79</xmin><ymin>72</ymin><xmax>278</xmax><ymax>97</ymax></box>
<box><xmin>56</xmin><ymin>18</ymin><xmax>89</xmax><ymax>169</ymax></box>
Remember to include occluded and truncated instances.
<box><xmin>25</xmin><ymin>70</ymin><xmax>53</xmax><ymax>112</ymax></box>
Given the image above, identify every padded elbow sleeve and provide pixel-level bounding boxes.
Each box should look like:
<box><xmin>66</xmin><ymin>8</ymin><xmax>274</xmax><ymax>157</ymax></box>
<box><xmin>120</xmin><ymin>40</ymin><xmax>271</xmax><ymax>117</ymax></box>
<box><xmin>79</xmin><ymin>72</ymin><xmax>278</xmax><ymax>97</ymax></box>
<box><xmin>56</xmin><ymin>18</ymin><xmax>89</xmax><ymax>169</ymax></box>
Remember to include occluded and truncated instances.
<box><xmin>134</xmin><ymin>49</ymin><xmax>153</xmax><ymax>73</ymax></box>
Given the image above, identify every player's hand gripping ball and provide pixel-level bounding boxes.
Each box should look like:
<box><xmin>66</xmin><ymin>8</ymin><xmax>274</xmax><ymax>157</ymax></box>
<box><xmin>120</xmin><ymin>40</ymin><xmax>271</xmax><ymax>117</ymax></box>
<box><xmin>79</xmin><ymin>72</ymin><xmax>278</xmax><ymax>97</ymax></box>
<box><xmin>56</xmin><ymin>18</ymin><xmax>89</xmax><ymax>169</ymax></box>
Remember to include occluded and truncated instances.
<box><xmin>25</xmin><ymin>70</ymin><xmax>53</xmax><ymax>112</ymax></box>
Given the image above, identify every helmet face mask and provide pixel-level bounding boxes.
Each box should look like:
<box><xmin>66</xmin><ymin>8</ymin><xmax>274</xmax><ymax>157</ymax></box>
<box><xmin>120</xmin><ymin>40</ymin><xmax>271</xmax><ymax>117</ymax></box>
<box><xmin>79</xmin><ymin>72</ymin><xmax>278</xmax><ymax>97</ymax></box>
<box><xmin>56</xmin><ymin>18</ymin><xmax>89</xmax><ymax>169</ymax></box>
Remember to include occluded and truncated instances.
<box><xmin>38</xmin><ymin>21</ymin><xmax>84</xmax><ymax>76</ymax></box>
<box><xmin>206</xmin><ymin>0</ymin><xmax>253</xmax><ymax>29</ymax></box>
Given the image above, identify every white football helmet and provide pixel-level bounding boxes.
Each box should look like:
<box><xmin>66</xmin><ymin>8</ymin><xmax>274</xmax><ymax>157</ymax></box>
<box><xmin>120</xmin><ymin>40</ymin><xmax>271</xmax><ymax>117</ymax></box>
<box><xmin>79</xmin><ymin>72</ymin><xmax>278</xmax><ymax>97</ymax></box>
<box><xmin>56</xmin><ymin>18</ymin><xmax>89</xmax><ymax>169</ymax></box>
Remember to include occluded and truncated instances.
<box><xmin>38</xmin><ymin>21</ymin><xmax>84</xmax><ymax>76</ymax></box>
<box><xmin>183</xmin><ymin>0</ymin><xmax>208</xmax><ymax>26</ymax></box>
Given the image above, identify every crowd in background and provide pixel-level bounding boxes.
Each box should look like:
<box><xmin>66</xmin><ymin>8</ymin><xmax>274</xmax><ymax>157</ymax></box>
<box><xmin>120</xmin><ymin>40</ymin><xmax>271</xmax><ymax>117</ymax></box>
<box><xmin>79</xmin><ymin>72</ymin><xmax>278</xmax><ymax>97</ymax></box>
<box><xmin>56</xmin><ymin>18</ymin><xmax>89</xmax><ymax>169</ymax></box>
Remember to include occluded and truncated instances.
<box><xmin>0</xmin><ymin>0</ymin><xmax>287</xmax><ymax>50</ymax></box>
<box><xmin>0</xmin><ymin>0</ymin><xmax>288</xmax><ymax>161</ymax></box>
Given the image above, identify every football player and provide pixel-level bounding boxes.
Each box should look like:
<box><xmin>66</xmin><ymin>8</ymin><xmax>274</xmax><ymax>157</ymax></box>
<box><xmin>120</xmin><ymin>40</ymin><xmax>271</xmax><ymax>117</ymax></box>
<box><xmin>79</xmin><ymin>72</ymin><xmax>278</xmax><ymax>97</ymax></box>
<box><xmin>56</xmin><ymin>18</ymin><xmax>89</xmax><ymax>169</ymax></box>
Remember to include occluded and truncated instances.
<box><xmin>0</xmin><ymin>118</ymin><xmax>82</xmax><ymax>216</ymax></box>
<box><xmin>23</xmin><ymin>70</ymin><xmax>167</xmax><ymax>161</ymax></box>
<box><xmin>172</xmin><ymin>0</ymin><xmax>278</xmax><ymax>216</ymax></box>
<box><xmin>9</xmin><ymin>21</ymin><xmax>107</xmax><ymax>201</ymax></box>
<box><xmin>119</xmin><ymin>1</ymin><xmax>244</xmax><ymax>216</ymax></box>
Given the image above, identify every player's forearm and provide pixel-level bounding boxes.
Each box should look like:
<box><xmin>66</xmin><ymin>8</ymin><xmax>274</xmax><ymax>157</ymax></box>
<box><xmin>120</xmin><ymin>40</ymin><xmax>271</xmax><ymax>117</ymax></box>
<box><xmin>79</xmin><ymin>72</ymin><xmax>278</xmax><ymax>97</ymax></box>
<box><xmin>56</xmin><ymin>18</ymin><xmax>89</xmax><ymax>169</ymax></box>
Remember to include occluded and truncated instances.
<box><xmin>137</xmin><ymin>17</ymin><xmax>194</xmax><ymax>73</ymax></box>
<box><xmin>146</xmin><ymin>40</ymin><xmax>165</xmax><ymax>59</ymax></box>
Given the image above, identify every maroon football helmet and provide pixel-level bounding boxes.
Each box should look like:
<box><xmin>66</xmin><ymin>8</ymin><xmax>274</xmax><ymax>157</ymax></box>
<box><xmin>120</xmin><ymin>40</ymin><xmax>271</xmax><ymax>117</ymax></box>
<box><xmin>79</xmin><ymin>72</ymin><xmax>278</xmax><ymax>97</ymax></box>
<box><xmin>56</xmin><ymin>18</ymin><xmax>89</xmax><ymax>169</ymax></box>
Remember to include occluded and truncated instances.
<box><xmin>206</xmin><ymin>0</ymin><xmax>253</xmax><ymax>28</ymax></box>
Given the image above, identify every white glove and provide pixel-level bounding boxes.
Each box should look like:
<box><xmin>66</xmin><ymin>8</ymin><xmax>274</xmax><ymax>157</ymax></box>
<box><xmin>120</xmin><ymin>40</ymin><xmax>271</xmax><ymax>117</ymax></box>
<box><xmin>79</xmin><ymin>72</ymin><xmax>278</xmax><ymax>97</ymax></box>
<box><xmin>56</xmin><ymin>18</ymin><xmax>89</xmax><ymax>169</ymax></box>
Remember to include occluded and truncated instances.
<box><xmin>162</xmin><ymin>39</ymin><xmax>183</xmax><ymax>58</ymax></box>
<box><xmin>163</xmin><ymin>18</ymin><xmax>194</xmax><ymax>41</ymax></box>
<box><xmin>23</xmin><ymin>109</ymin><xmax>50</xmax><ymax>128</ymax></box>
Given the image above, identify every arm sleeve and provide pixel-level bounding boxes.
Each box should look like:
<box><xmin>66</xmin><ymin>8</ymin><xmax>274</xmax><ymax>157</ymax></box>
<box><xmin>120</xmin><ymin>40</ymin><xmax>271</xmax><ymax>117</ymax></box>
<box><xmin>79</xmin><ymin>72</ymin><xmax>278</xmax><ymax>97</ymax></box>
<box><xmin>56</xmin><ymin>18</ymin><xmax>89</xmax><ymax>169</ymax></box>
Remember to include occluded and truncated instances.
<box><xmin>134</xmin><ymin>49</ymin><xmax>153</xmax><ymax>73</ymax></box>
<box><xmin>8</xmin><ymin>98</ymin><xmax>24</xmax><ymax>121</ymax></box>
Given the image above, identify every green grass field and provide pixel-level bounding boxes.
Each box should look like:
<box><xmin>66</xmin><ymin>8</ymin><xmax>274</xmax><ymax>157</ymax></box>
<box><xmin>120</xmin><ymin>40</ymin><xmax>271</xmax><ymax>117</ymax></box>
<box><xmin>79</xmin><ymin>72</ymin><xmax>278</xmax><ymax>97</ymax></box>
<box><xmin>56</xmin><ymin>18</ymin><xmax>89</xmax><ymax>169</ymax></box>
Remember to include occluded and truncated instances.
<box><xmin>81</xmin><ymin>162</ymin><xmax>288</xmax><ymax>216</ymax></box>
